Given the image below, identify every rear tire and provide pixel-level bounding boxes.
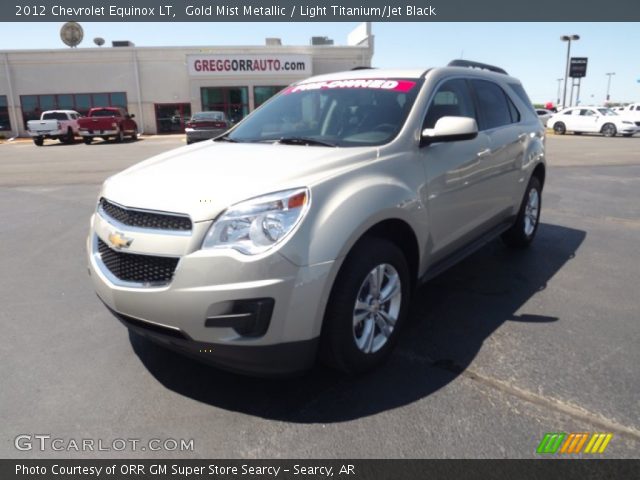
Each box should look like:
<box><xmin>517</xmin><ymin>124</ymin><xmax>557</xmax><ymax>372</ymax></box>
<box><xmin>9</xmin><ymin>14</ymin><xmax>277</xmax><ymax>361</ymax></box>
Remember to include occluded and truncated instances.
<box><xmin>83</xmin><ymin>137</ymin><xmax>92</xmax><ymax>145</ymax></box>
<box><xmin>61</xmin><ymin>128</ymin><xmax>74</xmax><ymax>144</ymax></box>
<box><xmin>553</xmin><ymin>122</ymin><xmax>566</xmax><ymax>135</ymax></box>
<box><xmin>502</xmin><ymin>176</ymin><xmax>542</xmax><ymax>248</ymax></box>
<box><xmin>321</xmin><ymin>237</ymin><xmax>411</xmax><ymax>374</ymax></box>
<box><xmin>33</xmin><ymin>137</ymin><xmax>44</xmax><ymax>146</ymax></box>
<box><xmin>601</xmin><ymin>123</ymin><xmax>617</xmax><ymax>137</ymax></box>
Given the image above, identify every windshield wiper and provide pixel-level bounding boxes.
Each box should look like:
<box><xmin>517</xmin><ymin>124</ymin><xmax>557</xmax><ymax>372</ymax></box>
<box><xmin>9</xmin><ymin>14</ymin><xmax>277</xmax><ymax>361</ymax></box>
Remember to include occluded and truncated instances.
<box><xmin>277</xmin><ymin>137</ymin><xmax>337</xmax><ymax>147</ymax></box>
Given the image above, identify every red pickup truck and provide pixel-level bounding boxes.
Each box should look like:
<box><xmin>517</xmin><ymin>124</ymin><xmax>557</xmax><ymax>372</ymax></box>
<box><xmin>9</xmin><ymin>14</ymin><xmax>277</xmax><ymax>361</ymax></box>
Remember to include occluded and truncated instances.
<box><xmin>78</xmin><ymin>107</ymin><xmax>138</xmax><ymax>144</ymax></box>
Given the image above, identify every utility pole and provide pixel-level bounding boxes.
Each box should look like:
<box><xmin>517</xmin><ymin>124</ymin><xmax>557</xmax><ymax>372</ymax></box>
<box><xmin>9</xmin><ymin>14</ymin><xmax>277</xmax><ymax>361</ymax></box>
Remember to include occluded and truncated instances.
<box><xmin>561</xmin><ymin>34</ymin><xmax>580</xmax><ymax>107</ymax></box>
<box><xmin>605</xmin><ymin>72</ymin><xmax>615</xmax><ymax>103</ymax></box>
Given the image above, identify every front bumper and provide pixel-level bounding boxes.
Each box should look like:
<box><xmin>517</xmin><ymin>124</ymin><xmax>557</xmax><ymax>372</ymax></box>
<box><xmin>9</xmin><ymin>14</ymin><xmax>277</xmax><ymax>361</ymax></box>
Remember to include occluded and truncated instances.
<box><xmin>87</xmin><ymin>212</ymin><xmax>333</xmax><ymax>375</ymax></box>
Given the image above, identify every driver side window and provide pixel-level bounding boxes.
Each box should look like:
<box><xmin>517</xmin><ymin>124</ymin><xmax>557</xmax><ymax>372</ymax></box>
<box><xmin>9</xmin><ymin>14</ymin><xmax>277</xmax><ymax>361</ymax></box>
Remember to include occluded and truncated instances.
<box><xmin>423</xmin><ymin>78</ymin><xmax>476</xmax><ymax>129</ymax></box>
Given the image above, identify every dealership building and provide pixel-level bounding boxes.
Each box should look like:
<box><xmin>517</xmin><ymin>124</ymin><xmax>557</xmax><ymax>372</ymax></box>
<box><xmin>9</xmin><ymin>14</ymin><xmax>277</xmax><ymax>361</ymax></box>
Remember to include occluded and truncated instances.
<box><xmin>0</xmin><ymin>23</ymin><xmax>373</xmax><ymax>137</ymax></box>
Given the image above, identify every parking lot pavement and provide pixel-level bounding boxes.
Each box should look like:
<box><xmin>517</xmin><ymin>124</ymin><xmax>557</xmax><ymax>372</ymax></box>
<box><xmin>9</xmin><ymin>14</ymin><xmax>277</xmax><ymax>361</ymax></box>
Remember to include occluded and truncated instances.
<box><xmin>0</xmin><ymin>135</ymin><xmax>638</xmax><ymax>458</ymax></box>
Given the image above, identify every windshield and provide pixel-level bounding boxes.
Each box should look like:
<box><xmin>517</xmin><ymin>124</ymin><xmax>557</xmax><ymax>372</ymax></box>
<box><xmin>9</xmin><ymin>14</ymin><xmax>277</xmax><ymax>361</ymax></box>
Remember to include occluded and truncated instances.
<box><xmin>227</xmin><ymin>78</ymin><xmax>422</xmax><ymax>147</ymax></box>
<box><xmin>597</xmin><ymin>108</ymin><xmax>617</xmax><ymax>116</ymax></box>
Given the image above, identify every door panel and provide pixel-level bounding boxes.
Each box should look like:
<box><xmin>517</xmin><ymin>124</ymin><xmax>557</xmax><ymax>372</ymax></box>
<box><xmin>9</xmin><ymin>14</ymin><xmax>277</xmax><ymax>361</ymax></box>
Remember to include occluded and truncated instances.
<box><xmin>418</xmin><ymin>78</ymin><xmax>492</xmax><ymax>261</ymax></box>
<box><xmin>421</xmin><ymin>132</ymin><xmax>493</xmax><ymax>262</ymax></box>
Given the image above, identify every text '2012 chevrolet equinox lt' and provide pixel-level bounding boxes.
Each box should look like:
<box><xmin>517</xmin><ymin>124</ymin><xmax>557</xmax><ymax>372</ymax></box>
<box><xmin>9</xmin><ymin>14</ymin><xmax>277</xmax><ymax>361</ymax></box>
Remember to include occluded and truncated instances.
<box><xmin>88</xmin><ymin>60</ymin><xmax>546</xmax><ymax>375</ymax></box>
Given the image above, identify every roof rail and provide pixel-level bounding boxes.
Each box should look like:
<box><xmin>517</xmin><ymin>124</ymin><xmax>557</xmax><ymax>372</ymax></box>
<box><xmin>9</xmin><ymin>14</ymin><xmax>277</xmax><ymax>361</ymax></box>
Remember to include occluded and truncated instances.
<box><xmin>447</xmin><ymin>59</ymin><xmax>508</xmax><ymax>75</ymax></box>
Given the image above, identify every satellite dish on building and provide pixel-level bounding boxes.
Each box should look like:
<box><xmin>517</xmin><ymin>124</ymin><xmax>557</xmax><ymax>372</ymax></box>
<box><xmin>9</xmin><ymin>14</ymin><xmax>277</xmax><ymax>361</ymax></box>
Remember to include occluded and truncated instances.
<box><xmin>60</xmin><ymin>22</ymin><xmax>84</xmax><ymax>48</ymax></box>
<box><xmin>93</xmin><ymin>37</ymin><xmax>105</xmax><ymax>47</ymax></box>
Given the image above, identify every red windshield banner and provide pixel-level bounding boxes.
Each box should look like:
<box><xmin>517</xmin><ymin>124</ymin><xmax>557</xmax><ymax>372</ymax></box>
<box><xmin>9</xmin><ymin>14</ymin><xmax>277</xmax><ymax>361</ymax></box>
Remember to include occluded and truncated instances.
<box><xmin>283</xmin><ymin>79</ymin><xmax>417</xmax><ymax>94</ymax></box>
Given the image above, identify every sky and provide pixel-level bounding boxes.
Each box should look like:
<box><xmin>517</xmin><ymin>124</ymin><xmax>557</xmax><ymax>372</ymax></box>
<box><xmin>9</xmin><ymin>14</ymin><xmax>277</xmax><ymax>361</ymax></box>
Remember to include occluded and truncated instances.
<box><xmin>0</xmin><ymin>22</ymin><xmax>639</xmax><ymax>104</ymax></box>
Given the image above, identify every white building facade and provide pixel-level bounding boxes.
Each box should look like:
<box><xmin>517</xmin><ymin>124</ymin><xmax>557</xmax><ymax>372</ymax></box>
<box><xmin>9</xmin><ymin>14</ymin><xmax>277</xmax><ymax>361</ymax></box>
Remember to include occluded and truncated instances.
<box><xmin>0</xmin><ymin>24</ymin><xmax>373</xmax><ymax>137</ymax></box>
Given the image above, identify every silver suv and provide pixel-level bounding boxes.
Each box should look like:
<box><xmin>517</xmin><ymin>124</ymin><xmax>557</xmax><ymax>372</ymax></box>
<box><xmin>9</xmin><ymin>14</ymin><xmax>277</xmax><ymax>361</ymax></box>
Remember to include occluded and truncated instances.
<box><xmin>88</xmin><ymin>60</ymin><xmax>545</xmax><ymax>375</ymax></box>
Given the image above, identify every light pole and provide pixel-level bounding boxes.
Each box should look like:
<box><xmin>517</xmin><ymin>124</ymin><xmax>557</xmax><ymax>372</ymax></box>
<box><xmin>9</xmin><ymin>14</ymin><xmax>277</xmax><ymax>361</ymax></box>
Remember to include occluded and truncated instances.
<box><xmin>605</xmin><ymin>72</ymin><xmax>615</xmax><ymax>103</ymax></box>
<box><xmin>556</xmin><ymin>78</ymin><xmax>563</xmax><ymax>106</ymax></box>
<box><xmin>561</xmin><ymin>34</ymin><xmax>580</xmax><ymax>108</ymax></box>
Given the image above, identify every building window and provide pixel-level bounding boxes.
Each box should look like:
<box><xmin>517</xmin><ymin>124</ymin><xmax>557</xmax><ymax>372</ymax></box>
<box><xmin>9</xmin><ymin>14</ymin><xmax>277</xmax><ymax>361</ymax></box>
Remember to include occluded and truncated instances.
<box><xmin>201</xmin><ymin>87</ymin><xmax>248</xmax><ymax>125</ymax></box>
<box><xmin>0</xmin><ymin>96</ymin><xmax>11</xmax><ymax>131</ymax></box>
<box><xmin>254</xmin><ymin>86</ymin><xmax>286</xmax><ymax>109</ymax></box>
<box><xmin>19</xmin><ymin>92</ymin><xmax>128</xmax><ymax>126</ymax></box>
<box><xmin>155</xmin><ymin>103</ymin><xmax>192</xmax><ymax>134</ymax></box>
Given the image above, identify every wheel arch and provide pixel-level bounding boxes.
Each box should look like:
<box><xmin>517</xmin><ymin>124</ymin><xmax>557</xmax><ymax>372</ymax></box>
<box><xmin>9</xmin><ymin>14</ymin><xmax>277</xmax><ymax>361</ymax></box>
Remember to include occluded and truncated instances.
<box><xmin>531</xmin><ymin>162</ymin><xmax>546</xmax><ymax>190</ymax></box>
<box><xmin>355</xmin><ymin>219</ymin><xmax>420</xmax><ymax>290</ymax></box>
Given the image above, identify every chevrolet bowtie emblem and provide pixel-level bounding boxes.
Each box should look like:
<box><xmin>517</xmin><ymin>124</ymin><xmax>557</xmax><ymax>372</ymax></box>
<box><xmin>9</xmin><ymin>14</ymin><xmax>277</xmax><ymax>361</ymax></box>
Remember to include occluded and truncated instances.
<box><xmin>108</xmin><ymin>231</ymin><xmax>133</xmax><ymax>249</ymax></box>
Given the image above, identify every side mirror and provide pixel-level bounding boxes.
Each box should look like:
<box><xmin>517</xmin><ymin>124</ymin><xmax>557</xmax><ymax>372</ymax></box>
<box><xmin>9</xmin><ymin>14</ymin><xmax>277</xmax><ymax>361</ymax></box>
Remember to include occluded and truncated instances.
<box><xmin>421</xmin><ymin>116</ymin><xmax>478</xmax><ymax>146</ymax></box>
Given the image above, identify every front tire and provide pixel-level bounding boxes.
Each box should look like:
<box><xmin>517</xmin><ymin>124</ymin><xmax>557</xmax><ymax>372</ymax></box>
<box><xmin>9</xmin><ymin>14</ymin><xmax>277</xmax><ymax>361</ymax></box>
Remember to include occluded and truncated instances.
<box><xmin>553</xmin><ymin>122</ymin><xmax>566</xmax><ymax>135</ymax></box>
<box><xmin>83</xmin><ymin>137</ymin><xmax>92</xmax><ymax>145</ymax></box>
<box><xmin>502</xmin><ymin>176</ymin><xmax>542</xmax><ymax>248</ymax></box>
<box><xmin>131</xmin><ymin>128</ymin><xmax>138</xmax><ymax>141</ymax></box>
<box><xmin>33</xmin><ymin>137</ymin><xmax>44</xmax><ymax>146</ymax></box>
<box><xmin>321</xmin><ymin>237</ymin><xmax>411</xmax><ymax>374</ymax></box>
<box><xmin>116</xmin><ymin>128</ymin><xmax>124</xmax><ymax>143</ymax></box>
<box><xmin>601</xmin><ymin>123</ymin><xmax>617</xmax><ymax>137</ymax></box>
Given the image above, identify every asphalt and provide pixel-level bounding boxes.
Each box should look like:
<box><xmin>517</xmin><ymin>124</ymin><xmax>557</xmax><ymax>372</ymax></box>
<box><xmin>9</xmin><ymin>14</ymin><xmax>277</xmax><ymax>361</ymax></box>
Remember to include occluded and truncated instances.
<box><xmin>0</xmin><ymin>133</ymin><xmax>638</xmax><ymax>459</ymax></box>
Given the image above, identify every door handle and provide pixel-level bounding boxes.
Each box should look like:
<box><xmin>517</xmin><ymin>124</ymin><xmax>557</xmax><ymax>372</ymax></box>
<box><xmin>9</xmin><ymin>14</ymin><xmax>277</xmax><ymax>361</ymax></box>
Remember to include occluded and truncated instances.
<box><xmin>477</xmin><ymin>148</ymin><xmax>492</xmax><ymax>158</ymax></box>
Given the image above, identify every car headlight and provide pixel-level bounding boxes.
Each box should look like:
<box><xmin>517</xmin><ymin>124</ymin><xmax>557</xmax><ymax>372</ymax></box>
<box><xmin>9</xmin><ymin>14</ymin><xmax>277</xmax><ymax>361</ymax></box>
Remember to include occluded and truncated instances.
<box><xmin>202</xmin><ymin>188</ymin><xmax>310</xmax><ymax>255</ymax></box>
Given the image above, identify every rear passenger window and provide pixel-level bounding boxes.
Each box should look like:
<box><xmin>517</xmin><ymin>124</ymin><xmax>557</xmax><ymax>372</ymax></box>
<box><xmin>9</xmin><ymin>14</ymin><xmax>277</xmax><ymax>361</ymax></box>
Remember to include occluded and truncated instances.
<box><xmin>423</xmin><ymin>79</ymin><xmax>476</xmax><ymax>129</ymax></box>
<box><xmin>471</xmin><ymin>79</ymin><xmax>514</xmax><ymax>130</ymax></box>
<box><xmin>506</xmin><ymin>96</ymin><xmax>520</xmax><ymax>123</ymax></box>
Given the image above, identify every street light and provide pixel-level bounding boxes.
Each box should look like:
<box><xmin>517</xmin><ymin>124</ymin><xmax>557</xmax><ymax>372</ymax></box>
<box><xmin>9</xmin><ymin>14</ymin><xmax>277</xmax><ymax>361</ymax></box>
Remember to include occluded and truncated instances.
<box><xmin>561</xmin><ymin>34</ymin><xmax>580</xmax><ymax>108</ymax></box>
<box><xmin>556</xmin><ymin>78</ymin><xmax>563</xmax><ymax>106</ymax></box>
<box><xmin>605</xmin><ymin>72</ymin><xmax>615</xmax><ymax>102</ymax></box>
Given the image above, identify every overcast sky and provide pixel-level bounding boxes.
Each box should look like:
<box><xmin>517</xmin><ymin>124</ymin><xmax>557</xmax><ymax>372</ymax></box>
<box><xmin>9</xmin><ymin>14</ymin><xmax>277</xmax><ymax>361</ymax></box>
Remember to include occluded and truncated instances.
<box><xmin>1</xmin><ymin>22</ymin><xmax>638</xmax><ymax>104</ymax></box>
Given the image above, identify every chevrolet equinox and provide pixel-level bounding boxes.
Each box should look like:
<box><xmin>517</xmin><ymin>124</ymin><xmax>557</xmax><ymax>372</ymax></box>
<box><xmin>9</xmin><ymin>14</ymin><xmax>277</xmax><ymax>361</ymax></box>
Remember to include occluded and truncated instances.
<box><xmin>88</xmin><ymin>60</ymin><xmax>546</xmax><ymax>375</ymax></box>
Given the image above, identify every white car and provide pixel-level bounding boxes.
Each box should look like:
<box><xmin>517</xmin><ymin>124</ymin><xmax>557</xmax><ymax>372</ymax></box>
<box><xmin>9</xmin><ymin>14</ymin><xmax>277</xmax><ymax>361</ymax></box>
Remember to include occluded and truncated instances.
<box><xmin>614</xmin><ymin>103</ymin><xmax>640</xmax><ymax>127</ymax></box>
<box><xmin>547</xmin><ymin>107</ymin><xmax>638</xmax><ymax>137</ymax></box>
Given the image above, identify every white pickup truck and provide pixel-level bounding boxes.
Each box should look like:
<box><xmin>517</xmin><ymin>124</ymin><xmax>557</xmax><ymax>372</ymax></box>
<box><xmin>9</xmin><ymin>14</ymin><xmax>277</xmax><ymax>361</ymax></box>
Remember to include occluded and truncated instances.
<box><xmin>616</xmin><ymin>103</ymin><xmax>640</xmax><ymax>127</ymax></box>
<box><xmin>26</xmin><ymin>110</ymin><xmax>81</xmax><ymax>146</ymax></box>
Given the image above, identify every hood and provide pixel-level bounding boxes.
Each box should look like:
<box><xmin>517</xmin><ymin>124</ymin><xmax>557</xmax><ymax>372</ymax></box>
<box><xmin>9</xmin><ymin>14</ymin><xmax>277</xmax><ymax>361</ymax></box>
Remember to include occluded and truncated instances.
<box><xmin>101</xmin><ymin>141</ymin><xmax>375</xmax><ymax>222</ymax></box>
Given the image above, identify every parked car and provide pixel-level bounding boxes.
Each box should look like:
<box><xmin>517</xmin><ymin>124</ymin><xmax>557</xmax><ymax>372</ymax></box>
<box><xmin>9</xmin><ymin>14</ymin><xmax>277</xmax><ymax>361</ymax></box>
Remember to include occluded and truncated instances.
<box><xmin>78</xmin><ymin>107</ymin><xmax>138</xmax><ymax>144</ymax></box>
<box><xmin>614</xmin><ymin>103</ymin><xmax>640</xmax><ymax>127</ymax></box>
<box><xmin>535</xmin><ymin>108</ymin><xmax>553</xmax><ymax>127</ymax></box>
<box><xmin>26</xmin><ymin>110</ymin><xmax>81</xmax><ymax>146</ymax></box>
<box><xmin>547</xmin><ymin>107</ymin><xmax>638</xmax><ymax>137</ymax></box>
<box><xmin>88</xmin><ymin>60</ymin><xmax>546</xmax><ymax>375</ymax></box>
<box><xmin>185</xmin><ymin>111</ymin><xmax>230</xmax><ymax>144</ymax></box>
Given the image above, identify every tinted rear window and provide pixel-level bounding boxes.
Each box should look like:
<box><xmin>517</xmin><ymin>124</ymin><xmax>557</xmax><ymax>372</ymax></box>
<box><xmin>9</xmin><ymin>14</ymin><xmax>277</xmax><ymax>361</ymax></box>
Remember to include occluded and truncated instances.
<box><xmin>471</xmin><ymin>79</ymin><xmax>513</xmax><ymax>130</ymax></box>
<box><xmin>508</xmin><ymin>82</ymin><xmax>536</xmax><ymax>114</ymax></box>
